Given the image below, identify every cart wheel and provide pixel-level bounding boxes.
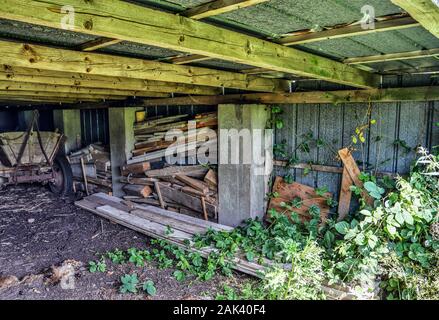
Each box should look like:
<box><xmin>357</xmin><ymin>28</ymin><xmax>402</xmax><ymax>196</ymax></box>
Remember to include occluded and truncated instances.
<box><xmin>49</xmin><ymin>156</ymin><xmax>73</xmax><ymax>196</ymax></box>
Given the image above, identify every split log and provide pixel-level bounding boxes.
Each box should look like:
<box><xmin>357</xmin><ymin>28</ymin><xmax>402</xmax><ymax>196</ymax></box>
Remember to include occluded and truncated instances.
<box><xmin>123</xmin><ymin>184</ymin><xmax>153</xmax><ymax>198</ymax></box>
<box><xmin>121</xmin><ymin>161</ymin><xmax>151</xmax><ymax>176</ymax></box>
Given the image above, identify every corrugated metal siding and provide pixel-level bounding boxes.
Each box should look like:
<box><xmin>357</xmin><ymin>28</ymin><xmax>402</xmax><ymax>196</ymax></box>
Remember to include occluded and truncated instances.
<box><xmin>274</xmin><ymin>101</ymin><xmax>439</xmax><ymax>199</ymax></box>
<box><xmin>80</xmin><ymin>109</ymin><xmax>109</xmax><ymax>146</ymax></box>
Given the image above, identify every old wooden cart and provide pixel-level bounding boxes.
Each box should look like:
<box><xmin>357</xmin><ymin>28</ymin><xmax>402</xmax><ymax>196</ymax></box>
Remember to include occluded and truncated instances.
<box><xmin>0</xmin><ymin>111</ymin><xmax>72</xmax><ymax>195</ymax></box>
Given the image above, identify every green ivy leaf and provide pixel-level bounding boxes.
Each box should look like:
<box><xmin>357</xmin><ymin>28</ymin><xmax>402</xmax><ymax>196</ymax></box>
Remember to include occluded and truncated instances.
<box><xmin>335</xmin><ymin>221</ymin><xmax>350</xmax><ymax>235</ymax></box>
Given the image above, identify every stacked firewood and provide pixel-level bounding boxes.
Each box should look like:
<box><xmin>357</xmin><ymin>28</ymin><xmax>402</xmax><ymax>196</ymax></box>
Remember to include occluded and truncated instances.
<box><xmin>120</xmin><ymin>164</ymin><xmax>218</xmax><ymax>221</ymax></box>
<box><xmin>127</xmin><ymin>112</ymin><xmax>217</xmax><ymax>164</ymax></box>
<box><xmin>68</xmin><ymin>143</ymin><xmax>112</xmax><ymax>194</ymax></box>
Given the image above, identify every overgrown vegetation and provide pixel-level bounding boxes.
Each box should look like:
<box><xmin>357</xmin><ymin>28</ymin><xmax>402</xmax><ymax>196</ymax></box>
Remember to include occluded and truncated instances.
<box><xmin>87</xmin><ymin>146</ymin><xmax>437</xmax><ymax>300</ymax></box>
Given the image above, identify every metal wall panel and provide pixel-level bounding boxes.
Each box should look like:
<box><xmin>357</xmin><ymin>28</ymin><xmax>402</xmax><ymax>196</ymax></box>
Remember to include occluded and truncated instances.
<box><xmin>80</xmin><ymin>109</ymin><xmax>109</xmax><ymax>147</ymax></box>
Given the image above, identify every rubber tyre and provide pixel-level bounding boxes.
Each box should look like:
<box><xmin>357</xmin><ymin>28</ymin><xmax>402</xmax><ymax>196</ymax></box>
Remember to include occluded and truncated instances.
<box><xmin>49</xmin><ymin>155</ymin><xmax>73</xmax><ymax>196</ymax></box>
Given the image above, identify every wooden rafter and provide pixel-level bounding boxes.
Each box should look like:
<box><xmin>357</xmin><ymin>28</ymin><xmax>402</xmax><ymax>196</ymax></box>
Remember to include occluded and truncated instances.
<box><xmin>0</xmin><ymin>90</ymin><xmax>127</xmax><ymax>101</ymax></box>
<box><xmin>79</xmin><ymin>37</ymin><xmax>123</xmax><ymax>52</ymax></box>
<box><xmin>344</xmin><ymin>48</ymin><xmax>439</xmax><ymax>65</ymax></box>
<box><xmin>277</xmin><ymin>15</ymin><xmax>419</xmax><ymax>46</ymax></box>
<box><xmin>0</xmin><ymin>0</ymin><xmax>379</xmax><ymax>88</ymax></box>
<box><xmin>141</xmin><ymin>86</ymin><xmax>439</xmax><ymax>106</ymax></box>
<box><xmin>391</xmin><ymin>0</ymin><xmax>439</xmax><ymax>39</ymax></box>
<box><xmin>166</xmin><ymin>54</ymin><xmax>211</xmax><ymax>65</ymax></box>
<box><xmin>167</xmin><ymin>13</ymin><xmax>419</xmax><ymax>69</ymax></box>
<box><xmin>181</xmin><ymin>0</ymin><xmax>269</xmax><ymax>20</ymax></box>
<box><xmin>0</xmin><ymin>67</ymin><xmax>222</xmax><ymax>95</ymax></box>
<box><xmin>0</xmin><ymin>40</ymin><xmax>286</xmax><ymax>93</ymax></box>
<box><xmin>0</xmin><ymin>80</ymin><xmax>170</xmax><ymax>97</ymax></box>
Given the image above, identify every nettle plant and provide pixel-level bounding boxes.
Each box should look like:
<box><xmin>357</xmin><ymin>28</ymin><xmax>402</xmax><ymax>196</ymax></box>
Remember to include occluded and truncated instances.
<box><xmin>327</xmin><ymin>148</ymin><xmax>438</xmax><ymax>299</ymax></box>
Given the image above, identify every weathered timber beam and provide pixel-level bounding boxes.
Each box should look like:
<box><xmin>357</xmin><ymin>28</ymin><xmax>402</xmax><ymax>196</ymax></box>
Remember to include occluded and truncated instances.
<box><xmin>277</xmin><ymin>15</ymin><xmax>419</xmax><ymax>45</ymax></box>
<box><xmin>141</xmin><ymin>86</ymin><xmax>439</xmax><ymax>105</ymax></box>
<box><xmin>181</xmin><ymin>0</ymin><xmax>269</xmax><ymax>20</ymax></box>
<box><xmin>0</xmin><ymin>41</ymin><xmax>285</xmax><ymax>92</ymax></box>
<box><xmin>391</xmin><ymin>0</ymin><xmax>439</xmax><ymax>38</ymax></box>
<box><xmin>0</xmin><ymin>0</ymin><xmax>379</xmax><ymax>88</ymax></box>
<box><xmin>79</xmin><ymin>37</ymin><xmax>123</xmax><ymax>51</ymax></box>
<box><xmin>167</xmin><ymin>14</ymin><xmax>419</xmax><ymax>71</ymax></box>
<box><xmin>344</xmin><ymin>48</ymin><xmax>439</xmax><ymax>65</ymax></box>
<box><xmin>0</xmin><ymin>67</ymin><xmax>222</xmax><ymax>95</ymax></box>
<box><xmin>0</xmin><ymin>81</ymin><xmax>170</xmax><ymax>97</ymax></box>
<box><xmin>0</xmin><ymin>90</ymin><xmax>127</xmax><ymax>100</ymax></box>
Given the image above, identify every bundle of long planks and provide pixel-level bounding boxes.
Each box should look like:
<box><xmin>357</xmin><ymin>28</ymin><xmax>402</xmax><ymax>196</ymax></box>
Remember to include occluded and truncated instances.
<box><xmin>120</xmin><ymin>163</ymin><xmax>218</xmax><ymax>221</ymax></box>
<box><xmin>76</xmin><ymin>193</ymin><xmax>372</xmax><ymax>300</ymax></box>
<box><xmin>128</xmin><ymin>112</ymin><xmax>218</xmax><ymax>165</ymax></box>
<box><xmin>68</xmin><ymin>143</ymin><xmax>112</xmax><ymax>194</ymax></box>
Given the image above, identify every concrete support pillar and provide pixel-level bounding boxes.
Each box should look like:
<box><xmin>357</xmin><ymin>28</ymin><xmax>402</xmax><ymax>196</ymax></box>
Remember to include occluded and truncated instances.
<box><xmin>53</xmin><ymin>109</ymin><xmax>81</xmax><ymax>155</ymax></box>
<box><xmin>109</xmin><ymin>107</ymin><xmax>139</xmax><ymax>197</ymax></box>
<box><xmin>218</xmin><ymin>104</ymin><xmax>272</xmax><ymax>227</ymax></box>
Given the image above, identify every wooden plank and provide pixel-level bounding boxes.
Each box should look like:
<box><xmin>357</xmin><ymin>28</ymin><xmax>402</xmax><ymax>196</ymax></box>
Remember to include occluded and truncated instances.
<box><xmin>91</xmin><ymin>192</ymin><xmax>231</xmax><ymax>231</ymax></box>
<box><xmin>0</xmin><ymin>67</ymin><xmax>222</xmax><ymax>95</ymax></box>
<box><xmin>182</xmin><ymin>0</ymin><xmax>269</xmax><ymax>20</ymax></box>
<box><xmin>337</xmin><ymin>168</ymin><xmax>353</xmax><ymax>221</ymax></box>
<box><xmin>338</xmin><ymin>148</ymin><xmax>373</xmax><ymax>206</ymax></box>
<box><xmin>268</xmin><ymin>177</ymin><xmax>331</xmax><ymax>222</ymax></box>
<box><xmin>154</xmin><ymin>181</ymin><xmax>166</xmax><ymax>209</ymax></box>
<box><xmin>79</xmin><ymin>37</ymin><xmax>123</xmax><ymax>51</ymax></box>
<box><xmin>0</xmin><ymin>40</ymin><xmax>285</xmax><ymax>93</ymax></box>
<box><xmin>144</xmin><ymin>166</ymin><xmax>209</xmax><ymax>178</ymax></box>
<box><xmin>344</xmin><ymin>48</ymin><xmax>439</xmax><ymax>65</ymax></box>
<box><xmin>167</xmin><ymin>54</ymin><xmax>211</xmax><ymax>65</ymax></box>
<box><xmin>142</xmin><ymin>86</ymin><xmax>439</xmax><ymax>106</ymax></box>
<box><xmin>0</xmin><ymin>1</ymin><xmax>379</xmax><ymax>88</ymax></box>
<box><xmin>159</xmin><ymin>183</ymin><xmax>217</xmax><ymax>217</ymax></box>
<box><xmin>123</xmin><ymin>184</ymin><xmax>153</xmax><ymax>198</ymax></box>
<box><xmin>120</xmin><ymin>176</ymin><xmax>157</xmax><ymax>186</ymax></box>
<box><xmin>0</xmin><ymin>80</ymin><xmax>170</xmax><ymax>97</ymax></box>
<box><xmin>277</xmin><ymin>16</ymin><xmax>419</xmax><ymax>45</ymax></box>
<box><xmin>175</xmin><ymin>174</ymin><xmax>209</xmax><ymax>194</ymax></box>
<box><xmin>391</xmin><ymin>0</ymin><xmax>439</xmax><ymax>39</ymax></box>
<box><xmin>120</xmin><ymin>162</ymin><xmax>151</xmax><ymax>176</ymax></box>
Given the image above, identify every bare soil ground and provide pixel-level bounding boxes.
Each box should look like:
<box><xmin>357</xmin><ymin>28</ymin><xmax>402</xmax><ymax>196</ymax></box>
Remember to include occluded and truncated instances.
<box><xmin>0</xmin><ymin>185</ymin><xmax>246</xmax><ymax>300</ymax></box>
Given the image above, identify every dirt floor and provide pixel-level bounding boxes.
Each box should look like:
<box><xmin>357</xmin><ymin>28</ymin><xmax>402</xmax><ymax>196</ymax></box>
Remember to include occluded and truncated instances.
<box><xmin>0</xmin><ymin>185</ymin><xmax>246</xmax><ymax>300</ymax></box>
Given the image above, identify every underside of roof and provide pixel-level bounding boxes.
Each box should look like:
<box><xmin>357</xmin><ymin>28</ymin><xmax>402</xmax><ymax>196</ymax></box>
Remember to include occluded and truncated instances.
<box><xmin>0</xmin><ymin>0</ymin><xmax>437</xmax><ymax>106</ymax></box>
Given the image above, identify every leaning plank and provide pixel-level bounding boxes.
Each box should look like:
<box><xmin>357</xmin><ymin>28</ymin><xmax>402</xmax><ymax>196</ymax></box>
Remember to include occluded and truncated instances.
<box><xmin>337</xmin><ymin>168</ymin><xmax>353</xmax><ymax>221</ymax></box>
<box><xmin>204</xmin><ymin>169</ymin><xmax>218</xmax><ymax>190</ymax></box>
<box><xmin>338</xmin><ymin>148</ymin><xmax>373</xmax><ymax>206</ymax></box>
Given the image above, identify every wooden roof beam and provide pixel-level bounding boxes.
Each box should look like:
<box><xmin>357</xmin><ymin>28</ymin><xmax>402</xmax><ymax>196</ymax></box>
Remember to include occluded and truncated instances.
<box><xmin>391</xmin><ymin>0</ymin><xmax>439</xmax><ymax>39</ymax></box>
<box><xmin>141</xmin><ymin>86</ymin><xmax>439</xmax><ymax>106</ymax></box>
<box><xmin>0</xmin><ymin>0</ymin><xmax>379</xmax><ymax>88</ymax></box>
<box><xmin>168</xmin><ymin>14</ymin><xmax>419</xmax><ymax>71</ymax></box>
<box><xmin>0</xmin><ymin>40</ymin><xmax>286</xmax><ymax>93</ymax></box>
<box><xmin>0</xmin><ymin>67</ymin><xmax>222</xmax><ymax>95</ymax></box>
<box><xmin>181</xmin><ymin>0</ymin><xmax>269</xmax><ymax>20</ymax></box>
<box><xmin>277</xmin><ymin>15</ymin><xmax>419</xmax><ymax>46</ymax></box>
<box><xmin>344</xmin><ymin>48</ymin><xmax>439</xmax><ymax>65</ymax></box>
<box><xmin>0</xmin><ymin>80</ymin><xmax>170</xmax><ymax>97</ymax></box>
